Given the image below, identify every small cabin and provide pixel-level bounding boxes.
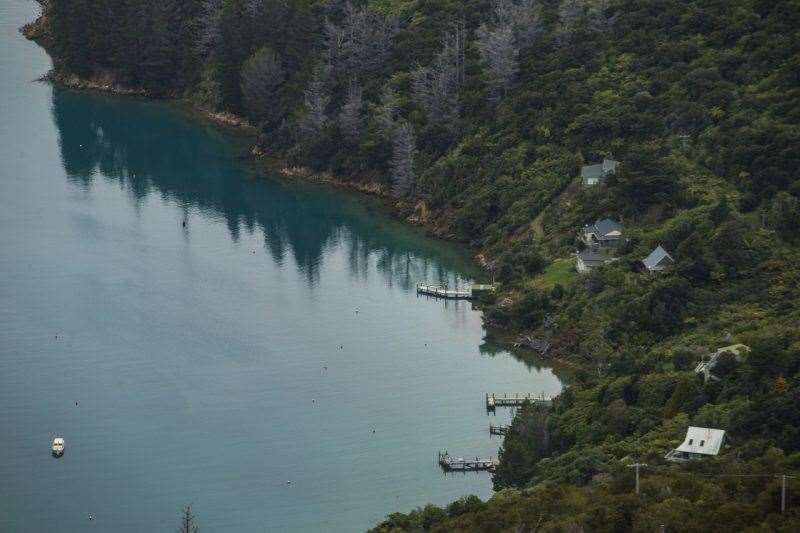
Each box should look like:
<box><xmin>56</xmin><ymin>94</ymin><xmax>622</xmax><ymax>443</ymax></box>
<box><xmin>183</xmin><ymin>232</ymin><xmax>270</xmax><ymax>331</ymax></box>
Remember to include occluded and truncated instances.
<box><xmin>576</xmin><ymin>249</ymin><xmax>614</xmax><ymax>273</ymax></box>
<box><xmin>581</xmin><ymin>218</ymin><xmax>623</xmax><ymax>248</ymax></box>
<box><xmin>665</xmin><ymin>426</ymin><xmax>727</xmax><ymax>462</ymax></box>
<box><xmin>641</xmin><ymin>245</ymin><xmax>674</xmax><ymax>273</ymax></box>
<box><xmin>581</xmin><ymin>158</ymin><xmax>619</xmax><ymax>186</ymax></box>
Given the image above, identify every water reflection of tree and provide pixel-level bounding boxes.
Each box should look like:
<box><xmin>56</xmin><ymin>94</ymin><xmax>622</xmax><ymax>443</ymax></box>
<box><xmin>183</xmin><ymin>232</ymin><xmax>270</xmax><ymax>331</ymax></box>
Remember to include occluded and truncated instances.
<box><xmin>51</xmin><ymin>88</ymin><xmax>479</xmax><ymax>290</ymax></box>
<box><xmin>478</xmin><ymin>329</ymin><xmax>572</xmax><ymax>379</ymax></box>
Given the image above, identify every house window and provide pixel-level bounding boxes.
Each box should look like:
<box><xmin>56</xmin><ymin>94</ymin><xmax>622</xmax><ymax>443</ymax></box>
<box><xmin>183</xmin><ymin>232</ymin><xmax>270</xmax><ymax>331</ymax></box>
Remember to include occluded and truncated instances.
<box><xmin>700</xmin><ymin>440</ymin><xmax>705</xmax><ymax>446</ymax></box>
<box><xmin>688</xmin><ymin>439</ymin><xmax>693</xmax><ymax>445</ymax></box>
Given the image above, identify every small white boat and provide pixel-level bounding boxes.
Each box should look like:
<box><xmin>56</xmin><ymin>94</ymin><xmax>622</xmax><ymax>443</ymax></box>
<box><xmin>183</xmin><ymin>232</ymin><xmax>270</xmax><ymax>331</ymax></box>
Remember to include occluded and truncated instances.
<box><xmin>52</xmin><ymin>437</ymin><xmax>64</xmax><ymax>457</ymax></box>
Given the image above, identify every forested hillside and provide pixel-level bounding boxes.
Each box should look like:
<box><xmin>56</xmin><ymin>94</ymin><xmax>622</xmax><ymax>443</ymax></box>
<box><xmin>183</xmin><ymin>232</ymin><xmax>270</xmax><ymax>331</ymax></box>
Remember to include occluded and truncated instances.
<box><xmin>30</xmin><ymin>0</ymin><xmax>800</xmax><ymax>530</ymax></box>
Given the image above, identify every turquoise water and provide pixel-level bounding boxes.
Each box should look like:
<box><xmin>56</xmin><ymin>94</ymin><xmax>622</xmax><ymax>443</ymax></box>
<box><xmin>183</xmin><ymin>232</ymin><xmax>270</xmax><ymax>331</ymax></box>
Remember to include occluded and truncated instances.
<box><xmin>0</xmin><ymin>2</ymin><xmax>563</xmax><ymax>531</ymax></box>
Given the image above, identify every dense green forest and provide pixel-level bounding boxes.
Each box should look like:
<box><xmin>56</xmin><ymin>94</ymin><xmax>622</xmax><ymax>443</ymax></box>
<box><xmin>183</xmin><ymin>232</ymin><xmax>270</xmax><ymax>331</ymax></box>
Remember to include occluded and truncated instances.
<box><xmin>30</xmin><ymin>0</ymin><xmax>800</xmax><ymax>530</ymax></box>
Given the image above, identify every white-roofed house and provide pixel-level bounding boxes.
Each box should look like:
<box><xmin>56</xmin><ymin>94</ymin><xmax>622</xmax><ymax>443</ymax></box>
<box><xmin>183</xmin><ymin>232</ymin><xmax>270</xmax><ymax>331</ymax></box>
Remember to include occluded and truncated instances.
<box><xmin>665</xmin><ymin>426</ymin><xmax>727</xmax><ymax>462</ymax></box>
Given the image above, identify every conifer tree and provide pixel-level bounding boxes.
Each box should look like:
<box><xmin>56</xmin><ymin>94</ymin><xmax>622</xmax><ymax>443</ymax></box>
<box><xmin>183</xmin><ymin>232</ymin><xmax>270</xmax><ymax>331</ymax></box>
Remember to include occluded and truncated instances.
<box><xmin>241</xmin><ymin>47</ymin><xmax>285</xmax><ymax>125</ymax></box>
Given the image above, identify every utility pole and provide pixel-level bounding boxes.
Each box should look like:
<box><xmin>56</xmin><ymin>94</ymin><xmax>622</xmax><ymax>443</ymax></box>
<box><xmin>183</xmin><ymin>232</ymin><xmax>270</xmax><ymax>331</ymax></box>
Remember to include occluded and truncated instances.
<box><xmin>777</xmin><ymin>474</ymin><xmax>796</xmax><ymax>513</ymax></box>
<box><xmin>627</xmin><ymin>463</ymin><xmax>648</xmax><ymax>495</ymax></box>
<box><xmin>781</xmin><ymin>474</ymin><xmax>787</xmax><ymax>513</ymax></box>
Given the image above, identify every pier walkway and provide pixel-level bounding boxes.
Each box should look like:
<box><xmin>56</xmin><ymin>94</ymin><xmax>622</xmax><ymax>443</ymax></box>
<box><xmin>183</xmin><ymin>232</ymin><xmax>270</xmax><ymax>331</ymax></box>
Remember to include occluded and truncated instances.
<box><xmin>416</xmin><ymin>283</ymin><xmax>495</xmax><ymax>300</ymax></box>
<box><xmin>438</xmin><ymin>451</ymin><xmax>498</xmax><ymax>472</ymax></box>
<box><xmin>486</xmin><ymin>393</ymin><xmax>553</xmax><ymax>411</ymax></box>
<box><xmin>489</xmin><ymin>425</ymin><xmax>509</xmax><ymax>436</ymax></box>
<box><xmin>417</xmin><ymin>283</ymin><xmax>471</xmax><ymax>299</ymax></box>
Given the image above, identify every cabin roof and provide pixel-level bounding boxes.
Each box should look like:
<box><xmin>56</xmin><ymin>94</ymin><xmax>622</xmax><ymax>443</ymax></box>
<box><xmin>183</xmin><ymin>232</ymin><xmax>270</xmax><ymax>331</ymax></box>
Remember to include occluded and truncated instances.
<box><xmin>577</xmin><ymin>249</ymin><xmax>608</xmax><ymax>263</ymax></box>
<box><xmin>602</xmin><ymin>158</ymin><xmax>620</xmax><ymax>173</ymax></box>
<box><xmin>581</xmin><ymin>163</ymin><xmax>605</xmax><ymax>179</ymax></box>
<box><xmin>675</xmin><ymin>426</ymin><xmax>726</xmax><ymax>456</ymax></box>
<box><xmin>586</xmin><ymin>218</ymin><xmax>623</xmax><ymax>238</ymax></box>
<box><xmin>642</xmin><ymin>245</ymin><xmax>674</xmax><ymax>270</ymax></box>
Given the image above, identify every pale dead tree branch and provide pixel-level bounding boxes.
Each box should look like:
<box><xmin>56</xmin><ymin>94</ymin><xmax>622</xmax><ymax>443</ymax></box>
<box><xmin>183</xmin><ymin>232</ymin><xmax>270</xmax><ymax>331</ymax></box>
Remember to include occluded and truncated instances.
<box><xmin>195</xmin><ymin>0</ymin><xmax>223</xmax><ymax>61</ymax></box>
<box><xmin>374</xmin><ymin>85</ymin><xmax>401</xmax><ymax>139</ymax></box>
<box><xmin>338</xmin><ymin>79</ymin><xmax>364</xmax><ymax>143</ymax></box>
<box><xmin>411</xmin><ymin>22</ymin><xmax>466</xmax><ymax>132</ymax></box>
<box><xmin>299</xmin><ymin>64</ymin><xmax>331</xmax><ymax>139</ymax></box>
<box><xmin>557</xmin><ymin>0</ymin><xmax>585</xmax><ymax>45</ymax></box>
<box><xmin>390</xmin><ymin>120</ymin><xmax>416</xmax><ymax>197</ymax></box>
<box><xmin>324</xmin><ymin>1</ymin><xmax>399</xmax><ymax>77</ymax></box>
<box><xmin>244</xmin><ymin>0</ymin><xmax>263</xmax><ymax>18</ymax></box>
<box><xmin>476</xmin><ymin>23</ymin><xmax>518</xmax><ymax>101</ymax></box>
<box><xmin>494</xmin><ymin>0</ymin><xmax>543</xmax><ymax>49</ymax></box>
<box><xmin>477</xmin><ymin>0</ymin><xmax>543</xmax><ymax>101</ymax></box>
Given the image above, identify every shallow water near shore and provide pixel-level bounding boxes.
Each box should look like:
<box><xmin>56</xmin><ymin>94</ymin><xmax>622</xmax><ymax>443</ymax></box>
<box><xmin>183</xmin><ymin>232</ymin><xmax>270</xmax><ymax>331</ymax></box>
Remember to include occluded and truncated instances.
<box><xmin>0</xmin><ymin>2</ymin><xmax>563</xmax><ymax>531</ymax></box>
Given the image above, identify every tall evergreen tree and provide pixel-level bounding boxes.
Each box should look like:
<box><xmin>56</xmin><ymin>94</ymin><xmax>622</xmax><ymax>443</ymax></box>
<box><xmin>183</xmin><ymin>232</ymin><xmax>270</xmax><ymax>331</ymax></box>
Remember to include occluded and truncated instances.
<box><xmin>240</xmin><ymin>47</ymin><xmax>285</xmax><ymax>125</ymax></box>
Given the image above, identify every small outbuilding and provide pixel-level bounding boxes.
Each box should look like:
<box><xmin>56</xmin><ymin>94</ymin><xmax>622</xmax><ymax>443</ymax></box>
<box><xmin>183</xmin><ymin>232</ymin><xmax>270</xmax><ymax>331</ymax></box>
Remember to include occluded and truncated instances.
<box><xmin>665</xmin><ymin>426</ymin><xmax>727</xmax><ymax>462</ymax></box>
<box><xmin>581</xmin><ymin>158</ymin><xmax>620</xmax><ymax>186</ymax></box>
<box><xmin>641</xmin><ymin>245</ymin><xmax>674</xmax><ymax>273</ymax></box>
<box><xmin>581</xmin><ymin>218</ymin><xmax>624</xmax><ymax>248</ymax></box>
<box><xmin>576</xmin><ymin>249</ymin><xmax>614</xmax><ymax>273</ymax></box>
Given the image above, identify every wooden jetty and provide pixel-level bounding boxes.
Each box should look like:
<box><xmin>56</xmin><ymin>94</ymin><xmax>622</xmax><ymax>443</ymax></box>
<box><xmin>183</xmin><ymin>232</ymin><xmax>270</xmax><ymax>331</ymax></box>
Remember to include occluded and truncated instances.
<box><xmin>486</xmin><ymin>393</ymin><xmax>553</xmax><ymax>411</ymax></box>
<box><xmin>416</xmin><ymin>283</ymin><xmax>495</xmax><ymax>300</ymax></box>
<box><xmin>489</xmin><ymin>425</ymin><xmax>509</xmax><ymax>436</ymax></box>
<box><xmin>438</xmin><ymin>451</ymin><xmax>498</xmax><ymax>472</ymax></box>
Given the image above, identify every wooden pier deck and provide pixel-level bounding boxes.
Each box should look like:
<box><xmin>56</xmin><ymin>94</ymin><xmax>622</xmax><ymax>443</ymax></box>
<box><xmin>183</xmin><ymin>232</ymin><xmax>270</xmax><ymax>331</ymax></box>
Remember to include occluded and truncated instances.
<box><xmin>489</xmin><ymin>425</ymin><xmax>509</xmax><ymax>436</ymax></box>
<box><xmin>486</xmin><ymin>393</ymin><xmax>553</xmax><ymax>410</ymax></box>
<box><xmin>438</xmin><ymin>451</ymin><xmax>498</xmax><ymax>472</ymax></box>
<box><xmin>416</xmin><ymin>283</ymin><xmax>472</xmax><ymax>299</ymax></box>
<box><xmin>416</xmin><ymin>283</ymin><xmax>495</xmax><ymax>300</ymax></box>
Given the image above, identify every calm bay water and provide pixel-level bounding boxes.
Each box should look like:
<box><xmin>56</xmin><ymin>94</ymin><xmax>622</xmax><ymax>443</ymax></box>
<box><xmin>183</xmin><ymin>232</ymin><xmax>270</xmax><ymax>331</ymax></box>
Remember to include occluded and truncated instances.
<box><xmin>0</xmin><ymin>2</ymin><xmax>563</xmax><ymax>531</ymax></box>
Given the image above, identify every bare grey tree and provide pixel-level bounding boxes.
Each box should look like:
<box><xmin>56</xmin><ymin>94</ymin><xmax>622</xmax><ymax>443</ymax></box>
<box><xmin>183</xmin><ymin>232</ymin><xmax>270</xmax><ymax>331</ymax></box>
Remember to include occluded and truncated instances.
<box><xmin>495</xmin><ymin>0</ymin><xmax>543</xmax><ymax>49</ymax></box>
<box><xmin>588</xmin><ymin>0</ymin><xmax>616</xmax><ymax>32</ymax></box>
<box><xmin>299</xmin><ymin>64</ymin><xmax>331</xmax><ymax>139</ymax></box>
<box><xmin>411</xmin><ymin>23</ymin><xmax>466</xmax><ymax>132</ymax></box>
<box><xmin>557</xmin><ymin>0</ymin><xmax>586</xmax><ymax>45</ymax></box>
<box><xmin>324</xmin><ymin>1</ymin><xmax>399</xmax><ymax>77</ymax></box>
<box><xmin>338</xmin><ymin>80</ymin><xmax>364</xmax><ymax>143</ymax></box>
<box><xmin>373</xmin><ymin>85</ymin><xmax>401</xmax><ymax>139</ymax></box>
<box><xmin>241</xmin><ymin>47</ymin><xmax>285</xmax><ymax>124</ymax></box>
<box><xmin>244</xmin><ymin>0</ymin><xmax>264</xmax><ymax>18</ymax></box>
<box><xmin>178</xmin><ymin>505</ymin><xmax>198</xmax><ymax>533</ymax></box>
<box><xmin>476</xmin><ymin>0</ymin><xmax>543</xmax><ymax>100</ymax></box>
<box><xmin>195</xmin><ymin>0</ymin><xmax>223</xmax><ymax>61</ymax></box>
<box><xmin>476</xmin><ymin>23</ymin><xmax>518</xmax><ymax>101</ymax></box>
<box><xmin>390</xmin><ymin>120</ymin><xmax>416</xmax><ymax>197</ymax></box>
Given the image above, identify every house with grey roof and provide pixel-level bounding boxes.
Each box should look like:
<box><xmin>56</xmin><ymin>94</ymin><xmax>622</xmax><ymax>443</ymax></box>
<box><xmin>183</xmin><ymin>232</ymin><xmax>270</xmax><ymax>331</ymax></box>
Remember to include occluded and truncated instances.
<box><xmin>581</xmin><ymin>158</ymin><xmax>619</xmax><ymax>186</ymax></box>
<box><xmin>665</xmin><ymin>426</ymin><xmax>727</xmax><ymax>462</ymax></box>
<box><xmin>641</xmin><ymin>245</ymin><xmax>674</xmax><ymax>273</ymax></box>
<box><xmin>576</xmin><ymin>249</ymin><xmax>615</xmax><ymax>273</ymax></box>
<box><xmin>581</xmin><ymin>218</ymin><xmax>624</xmax><ymax>248</ymax></box>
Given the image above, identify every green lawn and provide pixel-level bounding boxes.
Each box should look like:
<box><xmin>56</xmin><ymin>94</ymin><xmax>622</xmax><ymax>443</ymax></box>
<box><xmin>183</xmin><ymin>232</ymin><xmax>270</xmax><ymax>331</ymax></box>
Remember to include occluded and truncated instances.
<box><xmin>530</xmin><ymin>257</ymin><xmax>576</xmax><ymax>290</ymax></box>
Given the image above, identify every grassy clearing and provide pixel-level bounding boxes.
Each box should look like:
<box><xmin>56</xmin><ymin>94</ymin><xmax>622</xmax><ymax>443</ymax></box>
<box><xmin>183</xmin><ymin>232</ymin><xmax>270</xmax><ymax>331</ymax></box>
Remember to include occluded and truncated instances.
<box><xmin>530</xmin><ymin>257</ymin><xmax>576</xmax><ymax>290</ymax></box>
